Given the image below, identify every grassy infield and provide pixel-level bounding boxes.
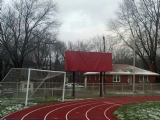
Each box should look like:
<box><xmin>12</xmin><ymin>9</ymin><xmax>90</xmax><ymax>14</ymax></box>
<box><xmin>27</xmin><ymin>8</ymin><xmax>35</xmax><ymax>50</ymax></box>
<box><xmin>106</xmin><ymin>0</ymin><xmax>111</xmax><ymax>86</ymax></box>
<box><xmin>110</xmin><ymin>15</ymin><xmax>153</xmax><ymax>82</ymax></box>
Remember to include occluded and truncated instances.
<box><xmin>114</xmin><ymin>101</ymin><xmax>160</xmax><ymax>120</ymax></box>
<box><xmin>1</xmin><ymin>98</ymin><xmax>160</xmax><ymax>119</ymax></box>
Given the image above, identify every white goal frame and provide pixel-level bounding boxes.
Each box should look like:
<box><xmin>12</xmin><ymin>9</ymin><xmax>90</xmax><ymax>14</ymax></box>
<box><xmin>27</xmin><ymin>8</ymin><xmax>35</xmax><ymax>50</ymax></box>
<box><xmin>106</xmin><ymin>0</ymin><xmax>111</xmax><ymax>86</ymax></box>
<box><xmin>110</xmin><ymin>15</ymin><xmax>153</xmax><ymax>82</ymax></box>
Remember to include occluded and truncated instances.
<box><xmin>1</xmin><ymin>68</ymin><xmax>66</xmax><ymax>106</ymax></box>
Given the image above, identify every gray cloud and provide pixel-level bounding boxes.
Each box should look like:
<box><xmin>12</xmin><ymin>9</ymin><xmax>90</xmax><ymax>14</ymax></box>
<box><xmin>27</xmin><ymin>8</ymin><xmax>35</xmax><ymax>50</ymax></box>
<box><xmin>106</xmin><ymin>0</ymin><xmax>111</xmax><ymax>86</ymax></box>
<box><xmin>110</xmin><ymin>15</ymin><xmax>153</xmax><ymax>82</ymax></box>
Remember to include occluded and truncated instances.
<box><xmin>54</xmin><ymin>0</ymin><xmax>122</xmax><ymax>42</ymax></box>
<box><xmin>4</xmin><ymin>0</ymin><xmax>122</xmax><ymax>42</ymax></box>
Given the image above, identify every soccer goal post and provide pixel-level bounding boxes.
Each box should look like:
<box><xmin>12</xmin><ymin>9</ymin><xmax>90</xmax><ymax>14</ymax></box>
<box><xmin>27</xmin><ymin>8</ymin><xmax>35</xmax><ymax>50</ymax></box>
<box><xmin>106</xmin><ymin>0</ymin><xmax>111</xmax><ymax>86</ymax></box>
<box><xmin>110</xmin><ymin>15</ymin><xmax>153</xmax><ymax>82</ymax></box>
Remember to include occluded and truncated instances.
<box><xmin>1</xmin><ymin>68</ymin><xmax>66</xmax><ymax>106</ymax></box>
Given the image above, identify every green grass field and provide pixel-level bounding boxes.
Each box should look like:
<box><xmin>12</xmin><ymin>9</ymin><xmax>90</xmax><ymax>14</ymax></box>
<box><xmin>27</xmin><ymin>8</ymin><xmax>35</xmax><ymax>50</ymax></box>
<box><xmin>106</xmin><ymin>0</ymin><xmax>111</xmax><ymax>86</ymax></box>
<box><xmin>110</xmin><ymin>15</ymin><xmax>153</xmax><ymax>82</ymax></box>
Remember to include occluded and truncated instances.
<box><xmin>114</xmin><ymin>101</ymin><xmax>160</xmax><ymax>120</ymax></box>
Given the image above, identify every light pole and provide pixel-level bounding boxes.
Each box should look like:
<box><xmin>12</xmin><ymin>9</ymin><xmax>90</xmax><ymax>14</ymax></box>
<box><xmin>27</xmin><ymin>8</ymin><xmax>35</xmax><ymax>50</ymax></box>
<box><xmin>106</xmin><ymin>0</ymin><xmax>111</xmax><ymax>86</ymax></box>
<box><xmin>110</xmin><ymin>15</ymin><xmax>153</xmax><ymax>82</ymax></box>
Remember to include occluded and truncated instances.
<box><xmin>103</xmin><ymin>36</ymin><xmax>106</xmax><ymax>94</ymax></box>
<box><xmin>133</xmin><ymin>35</ymin><xmax>135</xmax><ymax>96</ymax></box>
<box><xmin>132</xmin><ymin>0</ymin><xmax>136</xmax><ymax>96</ymax></box>
<box><xmin>103</xmin><ymin>36</ymin><xmax>105</xmax><ymax>52</ymax></box>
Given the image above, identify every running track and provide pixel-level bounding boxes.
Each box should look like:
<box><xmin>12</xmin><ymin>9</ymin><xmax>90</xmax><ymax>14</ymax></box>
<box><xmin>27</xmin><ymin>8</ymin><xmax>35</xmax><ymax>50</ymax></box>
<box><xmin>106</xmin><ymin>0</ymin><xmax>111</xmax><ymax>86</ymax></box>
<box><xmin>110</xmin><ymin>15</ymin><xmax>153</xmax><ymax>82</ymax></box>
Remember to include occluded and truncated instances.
<box><xmin>2</xmin><ymin>96</ymin><xmax>160</xmax><ymax>120</ymax></box>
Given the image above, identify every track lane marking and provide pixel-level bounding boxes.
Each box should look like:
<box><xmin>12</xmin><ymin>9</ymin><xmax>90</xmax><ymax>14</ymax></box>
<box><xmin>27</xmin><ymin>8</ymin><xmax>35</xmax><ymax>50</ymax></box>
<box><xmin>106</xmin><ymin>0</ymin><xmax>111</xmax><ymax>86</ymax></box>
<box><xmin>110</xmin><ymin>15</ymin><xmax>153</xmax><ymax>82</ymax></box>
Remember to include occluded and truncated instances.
<box><xmin>85</xmin><ymin>104</ymin><xmax>106</xmax><ymax>120</ymax></box>
<box><xmin>23</xmin><ymin>100</ymin><xmax>93</xmax><ymax>120</ymax></box>
<box><xmin>4</xmin><ymin>100</ymin><xmax>89</xmax><ymax>120</ymax></box>
<box><xmin>21</xmin><ymin>101</ymin><xmax>86</xmax><ymax>120</ymax></box>
<box><xmin>85</xmin><ymin>101</ymin><xmax>122</xmax><ymax>120</ymax></box>
<box><xmin>3</xmin><ymin>96</ymin><xmax>160</xmax><ymax>120</ymax></box>
<box><xmin>103</xmin><ymin>100</ymin><xmax>141</xmax><ymax>120</ymax></box>
<box><xmin>104</xmin><ymin>104</ymin><xmax>122</xmax><ymax>120</ymax></box>
<box><xmin>44</xmin><ymin>101</ymin><xmax>100</xmax><ymax>120</ymax></box>
<box><xmin>65</xmin><ymin>102</ymin><xmax>104</xmax><ymax>120</ymax></box>
<box><xmin>24</xmin><ymin>96</ymin><xmax>150</xmax><ymax>120</ymax></box>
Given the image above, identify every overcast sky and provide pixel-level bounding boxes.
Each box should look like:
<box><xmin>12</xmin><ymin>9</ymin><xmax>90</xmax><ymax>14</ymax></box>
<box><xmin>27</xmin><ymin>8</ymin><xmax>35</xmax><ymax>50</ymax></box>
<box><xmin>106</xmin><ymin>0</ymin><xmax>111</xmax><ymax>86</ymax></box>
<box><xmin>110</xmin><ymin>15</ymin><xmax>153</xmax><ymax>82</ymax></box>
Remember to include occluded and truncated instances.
<box><xmin>54</xmin><ymin>0</ymin><xmax>122</xmax><ymax>42</ymax></box>
<box><xmin>4</xmin><ymin>0</ymin><xmax>122</xmax><ymax>42</ymax></box>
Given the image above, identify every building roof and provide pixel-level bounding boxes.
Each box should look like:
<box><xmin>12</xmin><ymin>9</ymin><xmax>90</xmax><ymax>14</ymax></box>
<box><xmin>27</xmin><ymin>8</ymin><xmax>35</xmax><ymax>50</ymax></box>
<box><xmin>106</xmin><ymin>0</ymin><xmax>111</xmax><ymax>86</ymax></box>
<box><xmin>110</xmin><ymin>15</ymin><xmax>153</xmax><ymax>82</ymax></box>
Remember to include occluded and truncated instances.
<box><xmin>84</xmin><ymin>64</ymin><xmax>159</xmax><ymax>76</ymax></box>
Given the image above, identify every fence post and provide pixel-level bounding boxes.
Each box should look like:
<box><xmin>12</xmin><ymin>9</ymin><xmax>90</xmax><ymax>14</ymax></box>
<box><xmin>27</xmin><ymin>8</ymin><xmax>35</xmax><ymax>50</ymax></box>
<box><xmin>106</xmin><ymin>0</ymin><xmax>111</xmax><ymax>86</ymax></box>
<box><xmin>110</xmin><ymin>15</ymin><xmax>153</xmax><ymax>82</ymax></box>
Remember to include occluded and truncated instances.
<box><xmin>113</xmin><ymin>83</ymin><xmax>115</xmax><ymax>92</ymax></box>
<box><xmin>51</xmin><ymin>82</ymin><xmax>53</xmax><ymax>98</ymax></box>
<box><xmin>122</xmin><ymin>84</ymin><xmax>123</xmax><ymax>95</ymax></box>
<box><xmin>77</xmin><ymin>88</ymin><xmax>78</xmax><ymax>98</ymax></box>
<box><xmin>92</xmin><ymin>83</ymin><xmax>94</xmax><ymax>95</ymax></box>
<box><xmin>100</xmin><ymin>72</ymin><xmax>102</xmax><ymax>97</ymax></box>
<box><xmin>25</xmin><ymin>69</ymin><xmax>31</xmax><ymax>106</ymax></box>
<box><xmin>17</xmin><ymin>82</ymin><xmax>19</xmax><ymax>98</ymax></box>
<box><xmin>44</xmin><ymin>82</ymin><xmax>46</xmax><ymax>99</ymax></box>
<box><xmin>143</xmin><ymin>80</ymin><xmax>144</xmax><ymax>95</ymax></box>
<box><xmin>62</xmin><ymin>73</ymin><xmax>66</xmax><ymax>101</ymax></box>
<box><xmin>151</xmin><ymin>83</ymin><xmax>152</xmax><ymax>95</ymax></box>
<box><xmin>52</xmin><ymin>87</ymin><xmax>53</xmax><ymax>98</ymax></box>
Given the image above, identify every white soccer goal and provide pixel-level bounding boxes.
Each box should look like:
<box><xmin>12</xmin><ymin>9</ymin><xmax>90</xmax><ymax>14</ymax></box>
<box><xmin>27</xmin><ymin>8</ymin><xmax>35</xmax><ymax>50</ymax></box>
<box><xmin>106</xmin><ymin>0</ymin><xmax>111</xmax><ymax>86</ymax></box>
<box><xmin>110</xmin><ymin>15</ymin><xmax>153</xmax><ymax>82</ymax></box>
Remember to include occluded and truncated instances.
<box><xmin>1</xmin><ymin>68</ymin><xmax>66</xmax><ymax>106</ymax></box>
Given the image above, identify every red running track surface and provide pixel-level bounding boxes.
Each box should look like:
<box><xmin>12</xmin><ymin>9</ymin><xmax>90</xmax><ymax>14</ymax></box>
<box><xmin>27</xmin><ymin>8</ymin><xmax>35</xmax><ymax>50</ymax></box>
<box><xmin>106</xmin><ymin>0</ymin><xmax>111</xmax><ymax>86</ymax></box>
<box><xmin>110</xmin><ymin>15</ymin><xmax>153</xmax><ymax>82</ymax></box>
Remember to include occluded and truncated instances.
<box><xmin>2</xmin><ymin>96</ymin><xmax>160</xmax><ymax>120</ymax></box>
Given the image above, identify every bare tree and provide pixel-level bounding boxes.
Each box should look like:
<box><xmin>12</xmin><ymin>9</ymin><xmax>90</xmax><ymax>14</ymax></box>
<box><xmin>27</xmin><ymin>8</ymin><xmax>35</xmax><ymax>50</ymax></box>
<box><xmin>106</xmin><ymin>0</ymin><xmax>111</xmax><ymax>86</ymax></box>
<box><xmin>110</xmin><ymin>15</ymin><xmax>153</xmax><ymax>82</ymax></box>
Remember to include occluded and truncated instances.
<box><xmin>113</xmin><ymin>46</ymin><xmax>134</xmax><ymax>64</ymax></box>
<box><xmin>32</xmin><ymin>31</ymin><xmax>57</xmax><ymax>69</ymax></box>
<box><xmin>108</xmin><ymin>0</ymin><xmax>160</xmax><ymax>72</ymax></box>
<box><xmin>0</xmin><ymin>0</ymin><xmax>60</xmax><ymax>68</ymax></box>
<box><xmin>88</xmin><ymin>35</ymin><xmax>118</xmax><ymax>53</ymax></box>
<box><xmin>53</xmin><ymin>40</ymin><xmax>67</xmax><ymax>71</ymax></box>
<box><xmin>67</xmin><ymin>40</ymin><xmax>90</xmax><ymax>51</ymax></box>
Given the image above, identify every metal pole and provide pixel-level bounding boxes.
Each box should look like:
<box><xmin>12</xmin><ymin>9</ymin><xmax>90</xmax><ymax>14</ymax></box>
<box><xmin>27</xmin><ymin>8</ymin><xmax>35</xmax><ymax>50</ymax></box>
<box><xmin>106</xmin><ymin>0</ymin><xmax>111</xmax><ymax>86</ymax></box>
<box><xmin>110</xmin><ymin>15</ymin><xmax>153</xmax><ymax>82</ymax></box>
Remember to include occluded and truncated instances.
<box><xmin>25</xmin><ymin>69</ymin><xmax>31</xmax><ymax>106</ymax></box>
<box><xmin>103</xmin><ymin>36</ymin><xmax>105</xmax><ymax>52</ymax></box>
<box><xmin>103</xmin><ymin>36</ymin><xmax>106</xmax><ymax>94</ymax></box>
<box><xmin>132</xmin><ymin>0</ymin><xmax>136</xmax><ymax>97</ymax></box>
<box><xmin>100</xmin><ymin>72</ymin><xmax>102</xmax><ymax>97</ymax></box>
<box><xmin>122</xmin><ymin>84</ymin><xmax>123</xmax><ymax>94</ymax></box>
<box><xmin>151</xmin><ymin>83</ymin><xmax>152</xmax><ymax>95</ymax></box>
<box><xmin>92</xmin><ymin>83</ymin><xmax>94</xmax><ymax>95</ymax></box>
<box><xmin>133</xmin><ymin>39</ymin><xmax>136</xmax><ymax>96</ymax></box>
<box><xmin>17</xmin><ymin>82</ymin><xmax>19</xmax><ymax>97</ymax></box>
<box><xmin>62</xmin><ymin>73</ymin><xmax>66</xmax><ymax>101</ymax></box>
<box><xmin>50</xmin><ymin>53</ymin><xmax>52</xmax><ymax>70</ymax></box>
<box><xmin>72</xmin><ymin>72</ymin><xmax>75</xmax><ymax>97</ymax></box>
<box><xmin>143</xmin><ymin>80</ymin><xmax>144</xmax><ymax>94</ymax></box>
<box><xmin>44</xmin><ymin>83</ymin><xmax>46</xmax><ymax>98</ymax></box>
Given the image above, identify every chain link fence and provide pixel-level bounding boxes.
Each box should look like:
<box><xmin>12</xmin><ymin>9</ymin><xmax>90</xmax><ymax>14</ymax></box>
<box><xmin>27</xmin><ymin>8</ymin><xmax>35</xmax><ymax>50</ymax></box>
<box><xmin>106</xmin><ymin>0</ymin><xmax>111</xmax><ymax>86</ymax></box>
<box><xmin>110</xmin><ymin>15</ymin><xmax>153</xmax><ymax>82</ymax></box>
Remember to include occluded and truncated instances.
<box><xmin>0</xmin><ymin>82</ymin><xmax>64</xmax><ymax>106</ymax></box>
<box><xmin>65</xmin><ymin>83</ymin><xmax>160</xmax><ymax>98</ymax></box>
<box><xmin>1</xmin><ymin>82</ymin><xmax>160</xmax><ymax>105</ymax></box>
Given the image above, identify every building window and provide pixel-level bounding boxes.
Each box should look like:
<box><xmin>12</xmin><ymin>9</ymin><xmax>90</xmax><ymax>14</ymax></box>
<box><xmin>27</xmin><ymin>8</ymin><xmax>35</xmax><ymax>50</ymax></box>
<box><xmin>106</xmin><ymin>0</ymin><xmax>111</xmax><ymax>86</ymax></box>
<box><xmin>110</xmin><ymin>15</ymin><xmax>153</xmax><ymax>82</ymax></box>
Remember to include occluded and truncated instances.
<box><xmin>113</xmin><ymin>75</ymin><xmax>120</xmax><ymax>82</ymax></box>
<box><xmin>95</xmin><ymin>75</ymin><xmax>96</xmax><ymax>80</ymax></box>
<box><xmin>89</xmin><ymin>76</ymin><xmax>91</xmax><ymax>80</ymax></box>
<box><xmin>139</xmin><ymin>76</ymin><xmax>148</xmax><ymax>82</ymax></box>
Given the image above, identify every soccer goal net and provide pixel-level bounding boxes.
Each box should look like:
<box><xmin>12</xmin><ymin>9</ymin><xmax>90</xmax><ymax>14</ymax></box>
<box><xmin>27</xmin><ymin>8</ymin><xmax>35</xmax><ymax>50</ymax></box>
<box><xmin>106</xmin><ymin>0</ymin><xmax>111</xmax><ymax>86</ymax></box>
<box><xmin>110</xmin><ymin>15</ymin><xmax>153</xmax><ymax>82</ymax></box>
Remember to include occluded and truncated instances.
<box><xmin>1</xmin><ymin>68</ymin><xmax>66</xmax><ymax>105</ymax></box>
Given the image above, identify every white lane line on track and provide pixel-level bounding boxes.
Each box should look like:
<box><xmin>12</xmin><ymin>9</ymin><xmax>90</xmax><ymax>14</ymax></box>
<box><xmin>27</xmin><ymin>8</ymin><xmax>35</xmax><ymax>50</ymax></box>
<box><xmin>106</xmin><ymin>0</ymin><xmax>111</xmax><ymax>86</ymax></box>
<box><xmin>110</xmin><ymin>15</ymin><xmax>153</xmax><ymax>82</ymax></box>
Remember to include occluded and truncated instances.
<box><xmin>85</xmin><ymin>102</ymin><xmax>122</xmax><ymax>120</ymax></box>
<box><xmin>1</xmin><ymin>99</ymin><xmax>140</xmax><ymax>120</ymax></box>
<box><xmin>3</xmin><ymin>97</ymin><xmax>159</xmax><ymax>120</ymax></box>
<box><xmin>103</xmin><ymin>100</ymin><xmax>141</xmax><ymax>120</ymax></box>
<box><xmin>2</xmin><ymin>99</ymin><xmax>90</xmax><ymax>120</ymax></box>
<box><xmin>104</xmin><ymin>104</ymin><xmax>122</xmax><ymax>120</ymax></box>
<box><xmin>85</xmin><ymin>104</ymin><xmax>106</xmax><ymax>120</ymax></box>
<box><xmin>44</xmin><ymin>101</ymin><xmax>101</xmax><ymax>120</ymax></box>
<box><xmin>65</xmin><ymin>102</ymin><xmax>105</xmax><ymax>120</ymax></box>
<box><xmin>21</xmin><ymin>100</ymin><xmax>91</xmax><ymax>120</ymax></box>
